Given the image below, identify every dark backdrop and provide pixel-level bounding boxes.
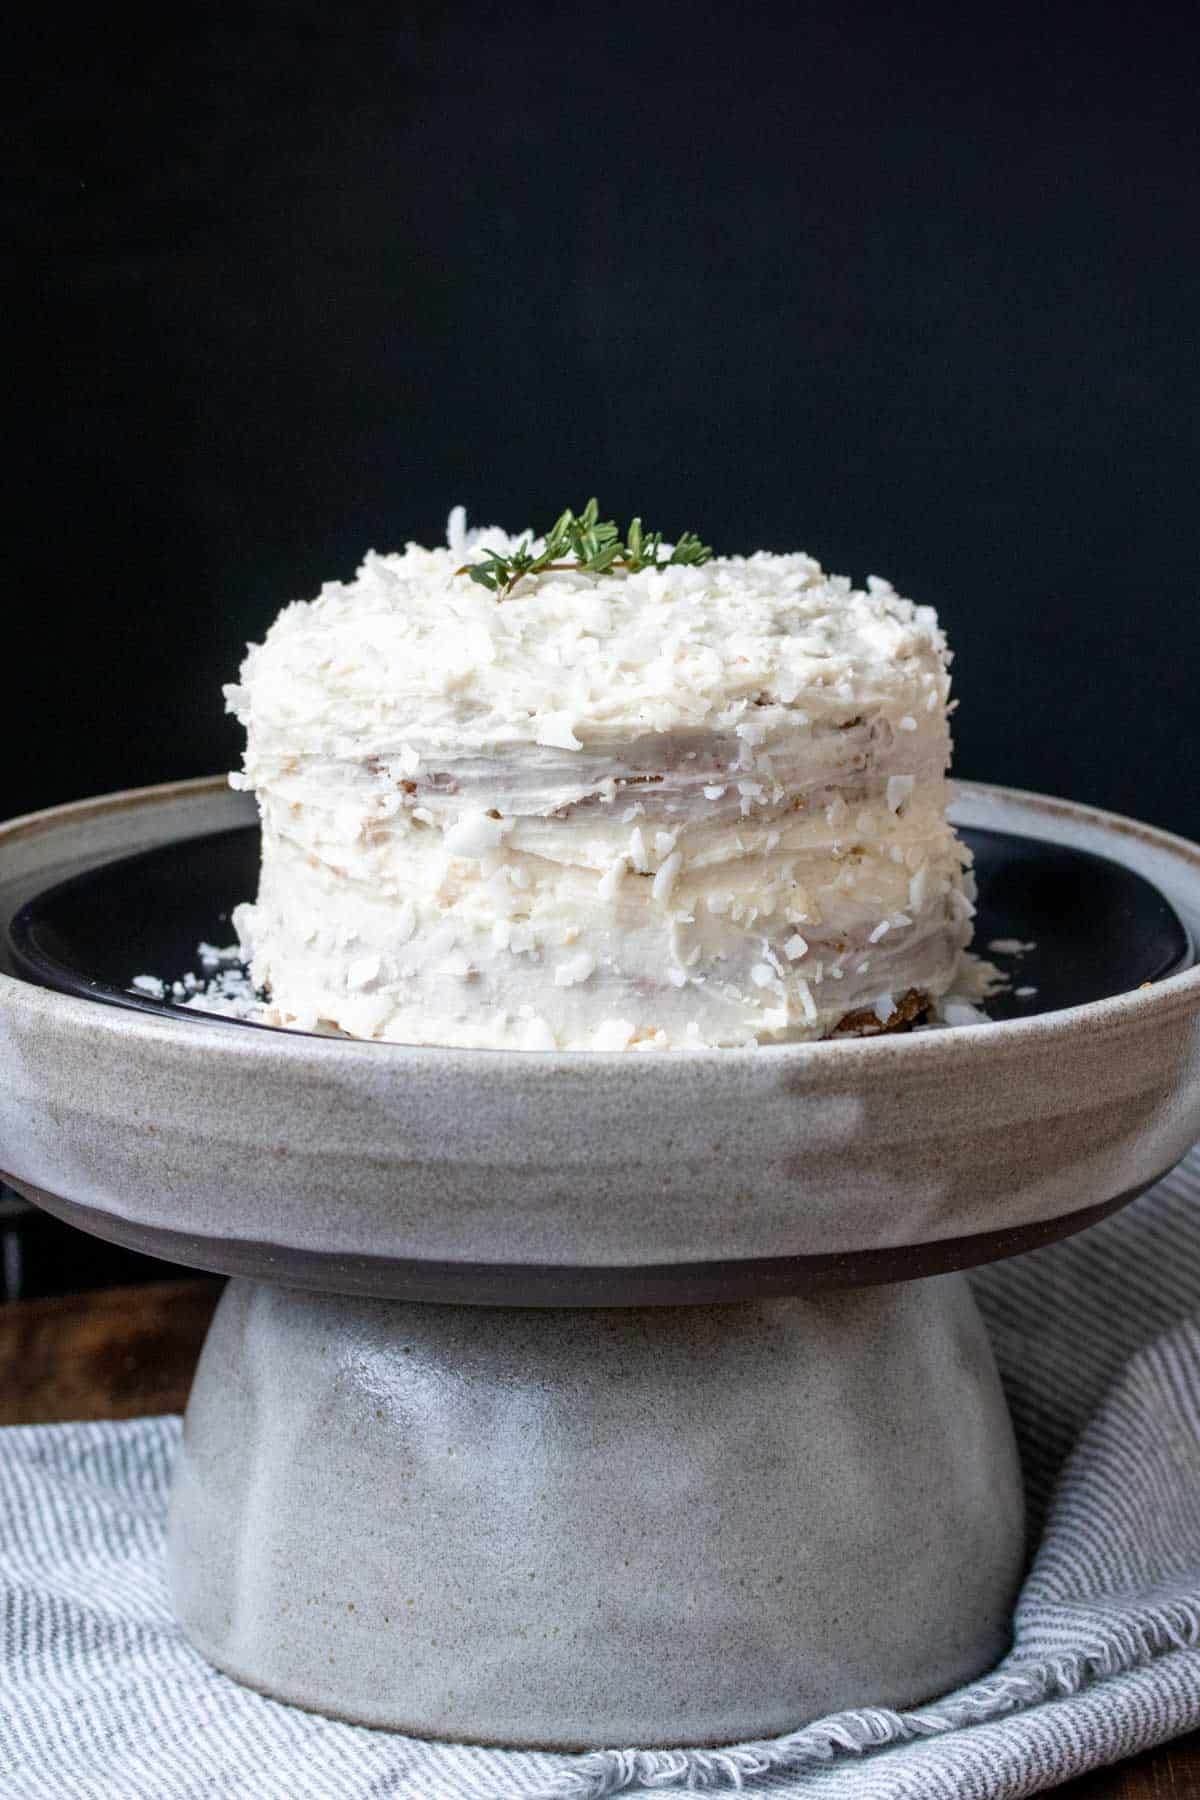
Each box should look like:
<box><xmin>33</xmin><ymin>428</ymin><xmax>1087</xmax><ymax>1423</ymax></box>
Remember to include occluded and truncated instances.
<box><xmin>11</xmin><ymin>3</ymin><xmax>1200</xmax><ymax>835</ymax></box>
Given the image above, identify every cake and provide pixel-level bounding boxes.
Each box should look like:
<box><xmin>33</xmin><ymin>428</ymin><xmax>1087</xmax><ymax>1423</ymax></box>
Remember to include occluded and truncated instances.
<box><xmin>224</xmin><ymin>506</ymin><xmax>975</xmax><ymax>1050</ymax></box>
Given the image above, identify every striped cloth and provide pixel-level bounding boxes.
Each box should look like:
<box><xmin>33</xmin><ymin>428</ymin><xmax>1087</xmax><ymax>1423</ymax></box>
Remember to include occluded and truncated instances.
<box><xmin>3</xmin><ymin>1154</ymin><xmax>1200</xmax><ymax>1799</ymax></box>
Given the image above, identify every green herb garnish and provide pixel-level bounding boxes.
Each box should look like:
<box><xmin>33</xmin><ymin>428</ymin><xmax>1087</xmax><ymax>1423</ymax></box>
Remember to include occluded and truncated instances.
<box><xmin>457</xmin><ymin>497</ymin><xmax>713</xmax><ymax>599</ymax></box>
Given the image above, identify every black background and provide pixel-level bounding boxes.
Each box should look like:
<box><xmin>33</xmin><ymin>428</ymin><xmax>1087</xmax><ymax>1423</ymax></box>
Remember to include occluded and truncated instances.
<box><xmin>10</xmin><ymin>3</ymin><xmax>1200</xmax><ymax>836</ymax></box>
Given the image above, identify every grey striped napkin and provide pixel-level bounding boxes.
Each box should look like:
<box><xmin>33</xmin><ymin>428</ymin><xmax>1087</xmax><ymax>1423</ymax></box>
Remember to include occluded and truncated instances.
<box><xmin>3</xmin><ymin>1148</ymin><xmax>1200</xmax><ymax>1799</ymax></box>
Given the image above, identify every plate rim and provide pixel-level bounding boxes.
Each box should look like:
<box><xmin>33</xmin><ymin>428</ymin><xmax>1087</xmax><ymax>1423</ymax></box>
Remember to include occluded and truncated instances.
<box><xmin>3</xmin><ymin>773</ymin><xmax>1200</xmax><ymax>1071</ymax></box>
<box><xmin>3</xmin><ymin>777</ymin><xmax>1200</xmax><ymax>1291</ymax></box>
<box><xmin>8</xmin><ymin>808</ymin><xmax>1192</xmax><ymax>1038</ymax></box>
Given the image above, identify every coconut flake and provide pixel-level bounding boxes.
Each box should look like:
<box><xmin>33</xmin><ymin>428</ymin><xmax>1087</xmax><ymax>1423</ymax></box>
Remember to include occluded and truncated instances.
<box><xmin>346</xmin><ymin>955</ymin><xmax>381</xmax><ymax>991</ymax></box>
<box><xmin>593</xmin><ymin>1017</ymin><xmax>635</xmax><ymax>1051</ymax></box>
<box><xmin>652</xmin><ymin>851</ymin><xmax>682</xmax><ymax>904</ymax></box>
<box><xmin>446</xmin><ymin>505</ymin><xmax>468</xmax><ymax>558</ymax></box>
<box><xmin>908</xmin><ymin>866</ymin><xmax>930</xmax><ymax>911</ymax></box>
<box><xmin>795</xmin><ymin>978</ymin><xmax>818</xmax><ymax>1024</ymax></box>
<box><xmin>536</xmin><ymin>711</ymin><xmax>583</xmax><ymax>751</ymax></box>
<box><xmin>554</xmin><ymin>952</ymin><xmax>596</xmax><ymax>987</ymax></box>
<box><xmin>942</xmin><ymin>1000</ymin><xmax>988</xmax><ymax>1028</ymax></box>
<box><xmin>522</xmin><ymin>1015</ymin><xmax>557</xmax><ymax>1049</ymax></box>
<box><xmin>444</xmin><ymin>810</ymin><xmax>510</xmax><ymax>857</ymax></box>
<box><xmin>598</xmin><ymin>857</ymin><xmax>627</xmax><ymax>902</ymax></box>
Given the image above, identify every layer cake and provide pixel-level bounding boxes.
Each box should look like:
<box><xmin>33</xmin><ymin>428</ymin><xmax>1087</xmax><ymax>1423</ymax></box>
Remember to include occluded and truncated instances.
<box><xmin>225</xmin><ymin>510</ymin><xmax>974</xmax><ymax>1049</ymax></box>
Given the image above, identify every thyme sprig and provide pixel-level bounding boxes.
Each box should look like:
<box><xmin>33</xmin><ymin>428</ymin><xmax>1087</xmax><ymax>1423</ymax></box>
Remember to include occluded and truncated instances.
<box><xmin>457</xmin><ymin>498</ymin><xmax>713</xmax><ymax>599</ymax></box>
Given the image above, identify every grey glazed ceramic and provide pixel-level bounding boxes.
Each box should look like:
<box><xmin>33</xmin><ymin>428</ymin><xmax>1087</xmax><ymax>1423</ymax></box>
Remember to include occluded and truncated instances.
<box><xmin>2</xmin><ymin>777</ymin><xmax>1200</xmax><ymax>1747</ymax></box>
<box><xmin>3</xmin><ymin>779</ymin><xmax>1200</xmax><ymax>1292</ymax></box>
<box><xmin>168</xmin><ymin>1275</ymin><xmax>1023</xmax><ymax>1748</ymax></box>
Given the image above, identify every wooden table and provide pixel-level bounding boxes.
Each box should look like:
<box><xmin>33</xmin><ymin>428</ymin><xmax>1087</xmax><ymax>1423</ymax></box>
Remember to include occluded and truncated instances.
<box><xmin>0</xmin><ymin>1279</ymin><xmax>1196</xmax><ymax>1795</ymax></box>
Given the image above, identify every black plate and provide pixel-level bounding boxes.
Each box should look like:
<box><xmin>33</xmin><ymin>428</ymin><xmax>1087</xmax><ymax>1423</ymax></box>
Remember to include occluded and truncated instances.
<box><xmin>6</xmin><ymin>823</ymin><xmax>1193</xmax><ymax>1035</ymax></box>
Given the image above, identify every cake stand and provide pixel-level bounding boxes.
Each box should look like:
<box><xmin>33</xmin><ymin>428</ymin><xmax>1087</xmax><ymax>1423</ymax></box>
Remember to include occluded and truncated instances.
<box><xmin>2</xmin><ymin>777</ymin><xmax>1199</xmax><ymax>1751</ymax></box>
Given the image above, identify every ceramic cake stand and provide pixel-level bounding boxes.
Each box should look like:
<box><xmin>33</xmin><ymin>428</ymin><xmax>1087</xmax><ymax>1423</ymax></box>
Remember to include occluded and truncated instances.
<box><xmin>2</xmin><ymin>778</ymin><xmax>1200</xmax><ymax>1750</ymax></box>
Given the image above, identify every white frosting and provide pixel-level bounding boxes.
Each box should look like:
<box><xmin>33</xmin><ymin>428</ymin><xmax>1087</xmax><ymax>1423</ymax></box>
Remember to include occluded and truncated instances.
<box><xmin>226</xmin><ymin>513</ymin><xmax>974</xmax><ymax>1049</ymax></box>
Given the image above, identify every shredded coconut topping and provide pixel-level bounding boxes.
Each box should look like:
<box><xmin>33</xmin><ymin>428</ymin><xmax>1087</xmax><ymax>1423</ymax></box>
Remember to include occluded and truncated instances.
<box><xmin>220</xmin><ymin>510</ymin><xmax>974</xmax><ymax>1050</ymax></box>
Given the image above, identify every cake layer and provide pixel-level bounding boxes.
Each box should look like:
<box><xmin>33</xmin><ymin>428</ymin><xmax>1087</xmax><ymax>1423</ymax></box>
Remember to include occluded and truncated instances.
<box><xmin>226</xmin><ymin>516</ymin><xmax>973</xmax><ymax>1049</ymax></box>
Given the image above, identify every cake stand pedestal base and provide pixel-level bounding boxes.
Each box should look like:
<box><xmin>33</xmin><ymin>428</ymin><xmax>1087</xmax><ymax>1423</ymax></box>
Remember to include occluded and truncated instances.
<box><xmin>167</xmin><ymin>1273</ymin><xmax>1025</xmax><ymax>1750</ymax></box>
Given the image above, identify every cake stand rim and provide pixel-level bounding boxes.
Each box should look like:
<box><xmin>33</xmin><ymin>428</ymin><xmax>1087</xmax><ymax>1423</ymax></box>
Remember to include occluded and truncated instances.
<box><xmin>2</xmin><ymin>776</ymin><xmax>1199</xmax><ymax>1296</ymax></box>
<box><xmin>0</xmin><ymin>1165</ymin><xmax>1161</xmax><ymax>1301</ymax></box>
<box><xmin>1</xmin><ymin>772</ymin><xmax>1199</xmax><ymax>1065</ymax></box>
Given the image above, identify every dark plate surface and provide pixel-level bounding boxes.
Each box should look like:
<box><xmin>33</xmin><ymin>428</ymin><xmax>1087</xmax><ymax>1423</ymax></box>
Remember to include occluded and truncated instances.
<box><xmin>6</xmin><ymin>823</ymin><xmax>1193</xmax><ymax>1033</ymax></box>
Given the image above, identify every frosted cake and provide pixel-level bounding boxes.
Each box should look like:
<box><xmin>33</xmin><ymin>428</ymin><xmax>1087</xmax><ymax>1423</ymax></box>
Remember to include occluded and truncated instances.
<box><xmin>225</xmin><ymin>505</ymin><xmax>975</xmax><ymax>1050</ymax></box>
